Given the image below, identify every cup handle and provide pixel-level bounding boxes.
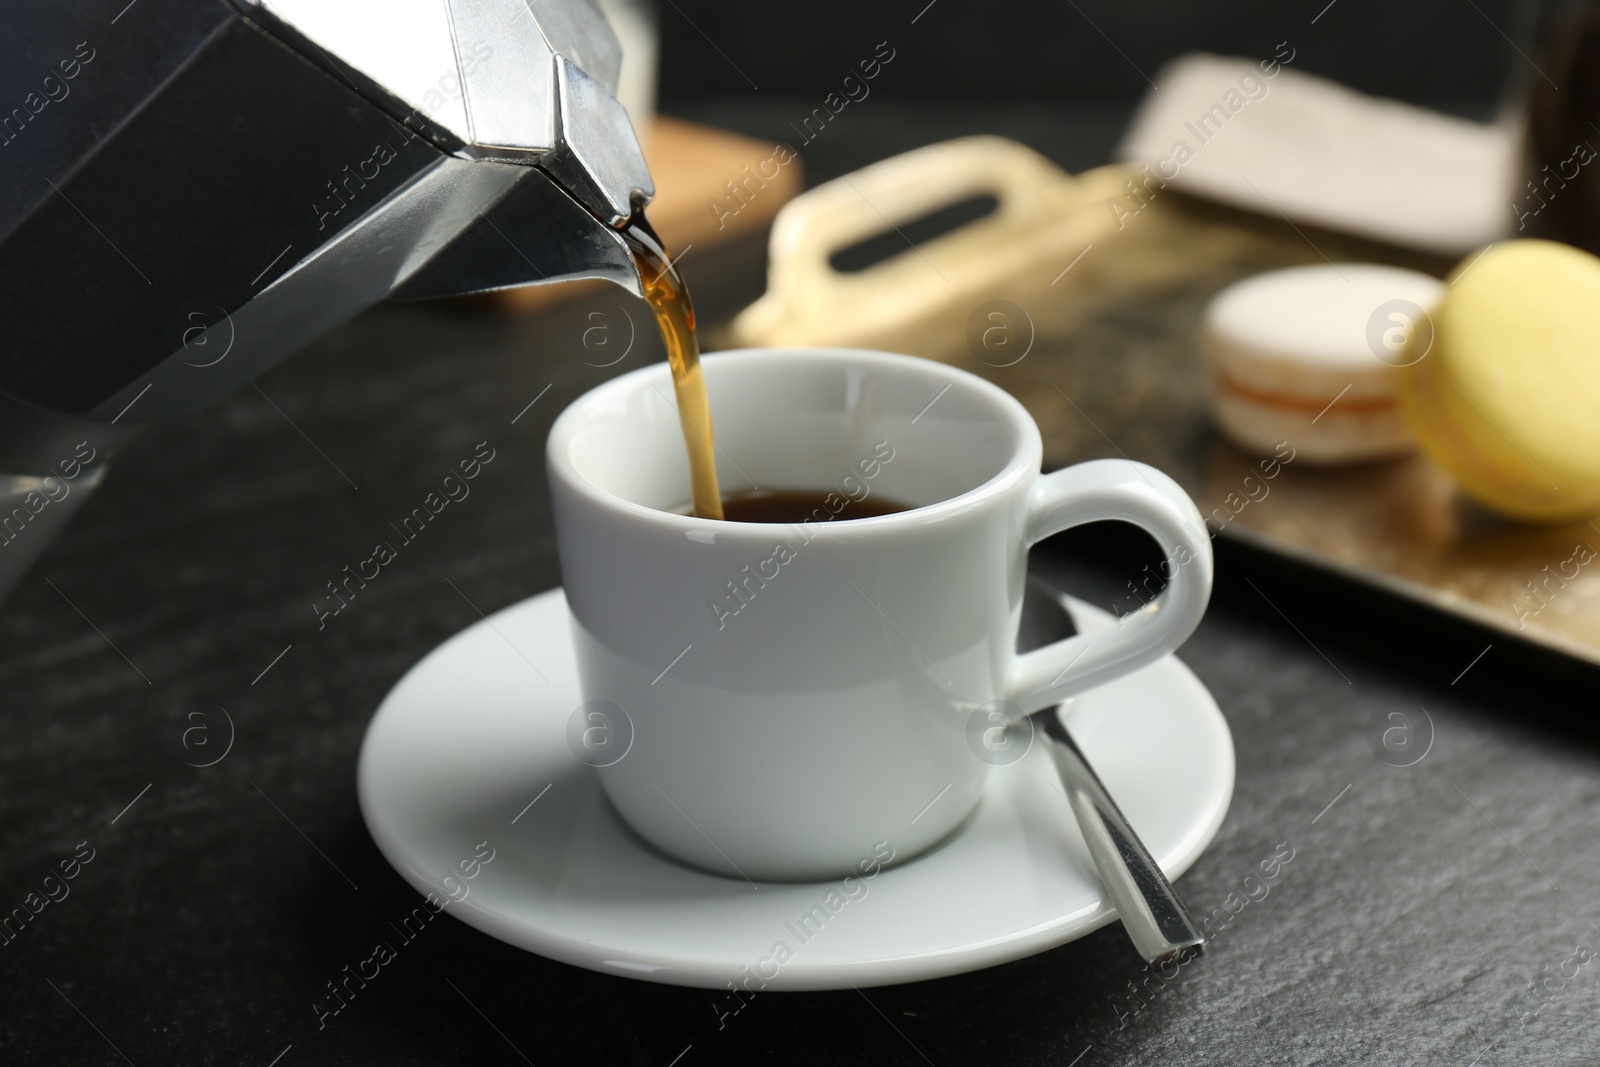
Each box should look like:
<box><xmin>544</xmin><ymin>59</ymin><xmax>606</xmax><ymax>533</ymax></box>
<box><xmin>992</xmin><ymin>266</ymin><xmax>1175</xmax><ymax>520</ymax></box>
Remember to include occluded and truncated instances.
<box><xmin>1004</xmin><ymin>459</ymin><xmax>1213</xmax><ymax>714</ymax></box>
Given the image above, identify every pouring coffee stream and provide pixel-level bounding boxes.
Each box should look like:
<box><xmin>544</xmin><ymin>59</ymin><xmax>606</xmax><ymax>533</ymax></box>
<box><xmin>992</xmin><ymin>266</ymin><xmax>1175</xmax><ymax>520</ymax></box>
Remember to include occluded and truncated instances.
<box><xmin>620</xmin><ymin>216</ymin><xmax>725</xmax><ymax>520</ymax></box>
<box><xmin>624</xmin><ymin>216</ymin><xmax>920</xmax><ymax>523</ymax></box>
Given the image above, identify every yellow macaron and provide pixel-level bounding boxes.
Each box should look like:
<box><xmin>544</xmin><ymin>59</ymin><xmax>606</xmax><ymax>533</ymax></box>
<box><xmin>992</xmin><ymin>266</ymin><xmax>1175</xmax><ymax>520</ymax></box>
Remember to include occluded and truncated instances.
<box><xmin>1397</xmin><ymin>239</ymin><xmax>1600</xmax><ymax>523</ymax></box>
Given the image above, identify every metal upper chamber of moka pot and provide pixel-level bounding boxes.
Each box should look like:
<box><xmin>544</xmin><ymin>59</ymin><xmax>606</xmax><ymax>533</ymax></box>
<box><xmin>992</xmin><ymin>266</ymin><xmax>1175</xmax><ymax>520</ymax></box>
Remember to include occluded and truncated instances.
<box><xmin>0</xmin><ymin>0</ymin><xmax>658</xmax><ymax>603</ymax></box>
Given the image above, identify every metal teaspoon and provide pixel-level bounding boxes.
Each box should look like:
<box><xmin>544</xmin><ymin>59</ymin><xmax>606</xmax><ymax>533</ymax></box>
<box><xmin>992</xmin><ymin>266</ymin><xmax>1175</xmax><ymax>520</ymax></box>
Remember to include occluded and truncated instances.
<box><xmin>1019</xmin><ymin>576</ymin><xmax>1207</xmax><ymax>966</ymax></box>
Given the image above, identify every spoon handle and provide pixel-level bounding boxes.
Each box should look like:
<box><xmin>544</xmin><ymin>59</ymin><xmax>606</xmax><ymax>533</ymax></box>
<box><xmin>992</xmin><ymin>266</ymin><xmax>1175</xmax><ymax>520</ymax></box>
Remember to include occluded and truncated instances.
<box><xmin>1035</xmin><ymin>707</ymin><xmax>1207</xmax><ymax>965</ymax></box>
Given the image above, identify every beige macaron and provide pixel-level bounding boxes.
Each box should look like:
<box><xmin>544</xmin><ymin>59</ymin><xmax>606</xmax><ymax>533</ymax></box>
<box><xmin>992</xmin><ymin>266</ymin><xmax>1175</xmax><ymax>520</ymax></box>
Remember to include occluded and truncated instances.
<box><xmin>1204</xmin><ymin>264</ymin><xmax>1444</xmax><ymax>464</ymax></box>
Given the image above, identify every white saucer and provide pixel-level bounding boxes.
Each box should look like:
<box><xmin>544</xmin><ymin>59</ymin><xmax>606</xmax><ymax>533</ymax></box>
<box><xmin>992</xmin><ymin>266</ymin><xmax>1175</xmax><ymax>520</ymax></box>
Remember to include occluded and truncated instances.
<box><xmin>358</xmin><ymin>588</ymin><xmax>1235</xmax><ymax>990</ymax></box>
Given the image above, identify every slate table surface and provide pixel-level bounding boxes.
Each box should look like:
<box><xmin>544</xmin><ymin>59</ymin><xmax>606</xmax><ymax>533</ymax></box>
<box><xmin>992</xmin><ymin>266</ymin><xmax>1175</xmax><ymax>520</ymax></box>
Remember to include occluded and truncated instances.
<box><xmin>2</xmin><ymin>103</ymin><xmax>1597</xmax><ymax>1066</ymax></box>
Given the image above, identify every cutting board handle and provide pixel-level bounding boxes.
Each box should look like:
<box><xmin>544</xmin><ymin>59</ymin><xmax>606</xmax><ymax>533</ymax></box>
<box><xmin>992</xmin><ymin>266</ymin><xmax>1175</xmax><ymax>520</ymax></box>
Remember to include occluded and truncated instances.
<box><xmin>739</xmin><ymin>136</ymin><xmax>1086</xmax><ymax>339</ymax></box>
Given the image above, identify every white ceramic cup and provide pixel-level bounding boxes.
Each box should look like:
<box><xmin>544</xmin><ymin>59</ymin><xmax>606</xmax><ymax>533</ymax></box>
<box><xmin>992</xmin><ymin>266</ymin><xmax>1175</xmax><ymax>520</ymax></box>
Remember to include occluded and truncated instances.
<box><xmin>547</xmin><ymin>349</ymin><xmax>1212</xmax><ymax>882</ymax></box>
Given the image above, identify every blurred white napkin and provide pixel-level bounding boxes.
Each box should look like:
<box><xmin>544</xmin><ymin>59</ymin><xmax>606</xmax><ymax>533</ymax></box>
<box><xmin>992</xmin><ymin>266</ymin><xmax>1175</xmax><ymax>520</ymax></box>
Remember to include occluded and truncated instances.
<box><xmin>1115</xmin><ymin>53</ymin><xmax>1519</xmax><ymax>255</ymax></box>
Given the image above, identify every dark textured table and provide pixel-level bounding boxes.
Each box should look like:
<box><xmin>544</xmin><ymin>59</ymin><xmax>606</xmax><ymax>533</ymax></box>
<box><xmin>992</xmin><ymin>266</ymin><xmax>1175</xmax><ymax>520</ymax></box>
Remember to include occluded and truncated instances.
<box><xmin>3</xmin><ymin>104</ymin><xmax>1598</xmax><ymax>1066</ymax></box>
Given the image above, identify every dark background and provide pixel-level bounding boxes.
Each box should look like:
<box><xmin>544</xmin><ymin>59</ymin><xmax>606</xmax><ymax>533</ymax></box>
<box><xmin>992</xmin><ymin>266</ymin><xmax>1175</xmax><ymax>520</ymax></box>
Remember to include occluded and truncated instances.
<box><xmin>656</xmin><ymin>0</ymin><xmax>1545</xmax><ymax>197</ymax></box>
<box><xmin>655</xmin><ymin>0</ymin><xmax>1527</xmax><ymax>106</ymax></box>
<box><xmin>5</xmin><ymin>0</ymin><xmax>1600</xmax><ymax>1065</ymax></box>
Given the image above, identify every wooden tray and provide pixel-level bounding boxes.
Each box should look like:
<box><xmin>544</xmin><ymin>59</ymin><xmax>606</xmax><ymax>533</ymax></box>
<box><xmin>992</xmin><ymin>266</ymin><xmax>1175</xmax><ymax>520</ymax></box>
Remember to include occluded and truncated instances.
<box><xmin>724</xmin><ymin>137</ymin><xmax>1600</xmax><ymax>668</ymax></box>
